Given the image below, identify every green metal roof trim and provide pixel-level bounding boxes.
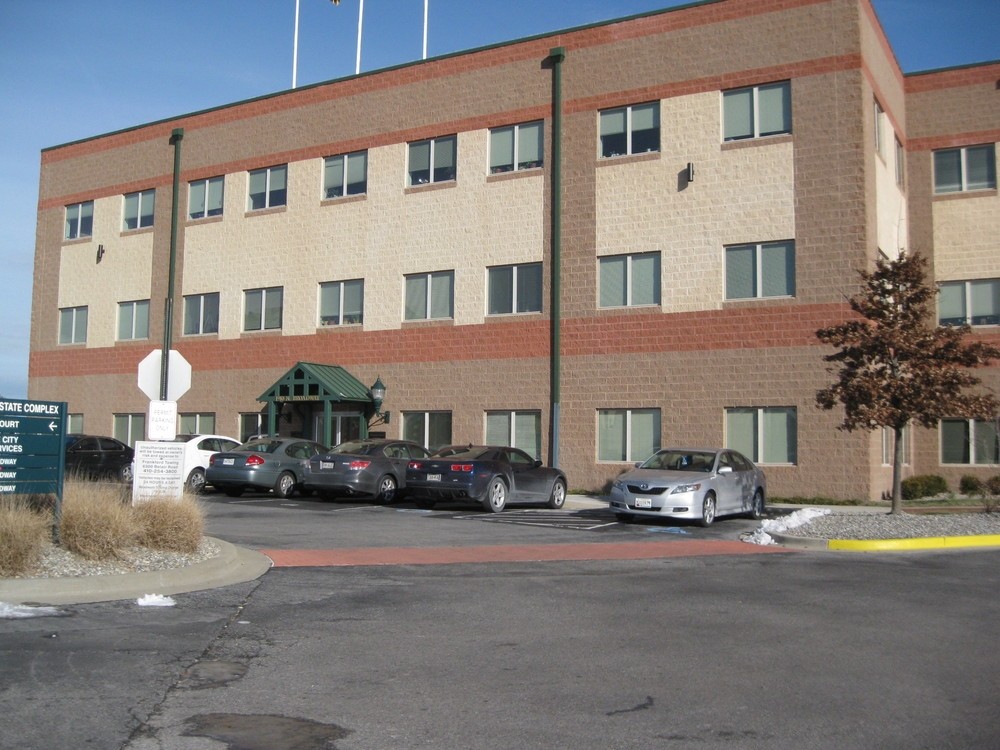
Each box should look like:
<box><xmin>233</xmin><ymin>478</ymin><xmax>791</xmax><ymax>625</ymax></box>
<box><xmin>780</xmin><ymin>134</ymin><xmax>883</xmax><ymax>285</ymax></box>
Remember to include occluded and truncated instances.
<box><xmin>258</xmin><ymin>362</ymin><xmax>372</xmax><ymax>404</ymax></box>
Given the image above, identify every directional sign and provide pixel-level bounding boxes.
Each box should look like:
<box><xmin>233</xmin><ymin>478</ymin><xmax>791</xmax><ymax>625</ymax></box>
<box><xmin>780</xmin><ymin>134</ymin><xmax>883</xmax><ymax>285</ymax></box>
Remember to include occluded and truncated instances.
<box><xmin>0</xmin><ymin>398</ymin><xmax>67</xmax><ymax>498</ymax></box>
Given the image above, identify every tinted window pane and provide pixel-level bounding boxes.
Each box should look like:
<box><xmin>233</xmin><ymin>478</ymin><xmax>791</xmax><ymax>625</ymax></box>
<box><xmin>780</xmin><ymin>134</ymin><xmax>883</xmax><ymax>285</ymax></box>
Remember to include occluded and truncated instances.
<box><xmin>723</xmin><ymin>89</ymin><xmax>753</xmax><ymax>140</ymax></box>
<box><xmin>599</xmin><ymin>256</ymin><xmax>626</xmax><ymax>307</ymax></box>
<box><xmin>762</xmin><ymin>241</ymin><xmax>795</xmax><ymax>297</ymax></box>
<box><xmin>517</xmin><ymin>263</ymin><xmax>543</xmax><ymax>313</ymax></box>
<box><xmin>726</xmin><ymin>245</ymin><xmax>755</xmax><ymax>299</ymax></box>
<box><xmin>758</xmin><ymin>82</ymin><xmax>791</xmax><ymax>136</ymax></box>
<box><xmin>489</xmin><ymin>266</ymin><xmax>514</xmax><ymax>315</ymax></box>
<box><xmin>934</xmin><ymin>150</ymin><xmax>962</xmax><ymax>193</ymax></box>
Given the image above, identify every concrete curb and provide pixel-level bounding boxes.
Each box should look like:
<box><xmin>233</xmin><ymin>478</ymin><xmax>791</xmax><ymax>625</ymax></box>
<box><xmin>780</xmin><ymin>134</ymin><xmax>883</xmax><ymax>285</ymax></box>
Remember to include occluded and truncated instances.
<box><xmin>0</xmin><ymin>537</ymin><xmax>272</xmax><ymax>606</ymax></box>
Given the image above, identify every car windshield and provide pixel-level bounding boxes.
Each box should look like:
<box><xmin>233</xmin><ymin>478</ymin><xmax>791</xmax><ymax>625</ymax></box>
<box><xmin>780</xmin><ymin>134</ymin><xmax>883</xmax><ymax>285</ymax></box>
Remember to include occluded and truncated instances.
<box><xmin>331</xmin><ymin>441</ymin><xmax>377</xmax><ymax>455</ymax></box>
<box><xmin>641</xmin><ymin>450</ymin><xmax>715</xmax><ymax>473</ymax></box>
<box><xmin>239</xmin><ymin>440</ymin><xmax>282</xmax><ymax>453</ymax></box>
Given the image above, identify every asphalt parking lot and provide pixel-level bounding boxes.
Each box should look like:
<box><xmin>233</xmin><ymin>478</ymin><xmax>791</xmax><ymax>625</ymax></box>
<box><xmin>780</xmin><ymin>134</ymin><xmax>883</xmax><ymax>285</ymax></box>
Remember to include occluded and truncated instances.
<box><xmin>3</xmin><ymin>492</ymin><xmax>999</xmax><ymax>749</ymax></box>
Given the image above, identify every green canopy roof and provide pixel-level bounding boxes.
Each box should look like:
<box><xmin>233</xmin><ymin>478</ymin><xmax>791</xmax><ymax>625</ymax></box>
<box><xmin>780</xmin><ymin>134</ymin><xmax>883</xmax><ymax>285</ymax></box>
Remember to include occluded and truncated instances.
<box><xmin>257</xmin><ymin>362</ymin><xmax>372</xmax><ymax>404</ymax></box>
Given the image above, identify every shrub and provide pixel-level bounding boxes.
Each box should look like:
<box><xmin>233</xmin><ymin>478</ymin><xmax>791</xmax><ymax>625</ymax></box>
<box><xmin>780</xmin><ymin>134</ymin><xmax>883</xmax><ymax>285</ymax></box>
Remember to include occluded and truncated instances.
<box><xmin>0</xmin><ymin>498</ymin><xmax>51</xmax><ymax>577</ymax></box>
<box><xmin>133</xmin><ymin>496</ymin><xmax>205</xmax><ymax>554</ymax></box>
<box><xmin>900</xmin><ymin>474</ymin><xmax>948</xmax><ymax>500</ymax></box>
<box><xmin>960</xmin><ymin>475</ymin><xmax>985</xmax><ymax>496</ymax></box>
<box><xmin>59</xmin><ymin>481</ymin><xmax>138</xmax><ymax>561</ymax></box>
<box><xmin>986</xmin><ymin>475</ymin><xmax>1000</xmax><ymax>497</ymax></box>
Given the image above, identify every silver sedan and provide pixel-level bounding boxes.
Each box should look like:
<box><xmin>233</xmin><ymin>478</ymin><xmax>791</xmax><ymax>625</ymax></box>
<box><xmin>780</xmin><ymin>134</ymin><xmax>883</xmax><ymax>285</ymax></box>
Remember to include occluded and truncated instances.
<box><xmin>608</xmin><ymin>448</ymin><xmax>766</xmax><ymax>526</ymax></box>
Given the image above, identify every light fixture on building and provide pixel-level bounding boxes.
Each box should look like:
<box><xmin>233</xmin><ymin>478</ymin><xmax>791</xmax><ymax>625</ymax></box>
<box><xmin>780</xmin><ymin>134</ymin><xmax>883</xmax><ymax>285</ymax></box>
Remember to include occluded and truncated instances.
<box><xmin>686</xmin><ymin>162</ymin><xmax>695</xmax><ymax>182</ymax></box>
<box><xmin>96</xmin><ymin>244</ymin><xmax>105</xmax><ymax>263</ymax></box>
<box><xmin>369</xmin><ymin>376</ymin><xmax>390</xmax><ymax>427</ymax></box>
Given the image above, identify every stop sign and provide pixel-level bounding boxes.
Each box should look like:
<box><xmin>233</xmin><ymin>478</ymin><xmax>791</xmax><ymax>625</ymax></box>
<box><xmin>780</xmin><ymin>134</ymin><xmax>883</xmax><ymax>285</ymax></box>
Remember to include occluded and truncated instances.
<box><xmin>137</xmin><ymin>349</ymin><xmax>192</xmax><ymax>401</ymax></box>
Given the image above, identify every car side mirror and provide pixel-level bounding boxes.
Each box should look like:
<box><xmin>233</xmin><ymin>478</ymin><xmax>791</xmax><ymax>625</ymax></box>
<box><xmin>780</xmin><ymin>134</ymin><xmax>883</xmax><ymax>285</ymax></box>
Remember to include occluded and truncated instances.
<box><xmin>534</xmin><ymin>460</ymin><xmax>542</xmax><ymax>468</ymax></box>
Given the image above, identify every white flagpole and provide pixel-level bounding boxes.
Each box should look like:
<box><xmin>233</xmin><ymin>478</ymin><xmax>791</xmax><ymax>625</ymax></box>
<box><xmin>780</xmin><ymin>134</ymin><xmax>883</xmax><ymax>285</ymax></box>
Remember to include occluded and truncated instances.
<box><xmin>423</xmin><ymin>0</ymin><xmax>428</xmax><ymax>59</ymax></box>
<box><xmin>292</xmin><ymin>0</ymin><xmax>301</xmax><ymax>88</ymax></box>
<box><xmin>355</xmin><ymin>0</ymin><xmax>364</xmax><ymax>74</ymax></box>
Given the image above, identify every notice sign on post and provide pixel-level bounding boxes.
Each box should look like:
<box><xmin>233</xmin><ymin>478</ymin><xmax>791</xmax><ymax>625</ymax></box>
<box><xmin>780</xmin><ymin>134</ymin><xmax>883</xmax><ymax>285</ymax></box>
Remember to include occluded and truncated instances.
<box><xmin>132</xmin><ymin>441</ymin><xmax>185</xmax><ymax>504</ymax></box>
<box><xmin>0</xmin><ymin>398</ymin><xmax>67</xmax><ymax>497</ymax></box>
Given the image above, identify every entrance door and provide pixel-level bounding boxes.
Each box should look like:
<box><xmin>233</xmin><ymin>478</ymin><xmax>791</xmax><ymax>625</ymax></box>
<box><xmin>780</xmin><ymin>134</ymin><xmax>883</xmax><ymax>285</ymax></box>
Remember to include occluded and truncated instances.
<box><xmin>314</xmin><ymin>413</ymin><xmax>364</xmax><ymax>447</ymax></box>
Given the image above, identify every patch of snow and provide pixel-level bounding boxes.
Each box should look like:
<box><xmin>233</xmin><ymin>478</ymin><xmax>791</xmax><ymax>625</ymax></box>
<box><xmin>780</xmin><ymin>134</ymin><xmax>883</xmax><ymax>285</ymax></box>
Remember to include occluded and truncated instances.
<box><xmin>137</xmin><ymin>594</ymin><xmax>176</xmax><ymax>607</ymax></box>
<box><xmin>0</xmin><ymin>602</ymin><xmax>66</xmax><ymax>619</ymax></box>
<box><xmin>743</xmin><ymin>507</ymin><xmax>832</xmax><ymax>546</ymax></box>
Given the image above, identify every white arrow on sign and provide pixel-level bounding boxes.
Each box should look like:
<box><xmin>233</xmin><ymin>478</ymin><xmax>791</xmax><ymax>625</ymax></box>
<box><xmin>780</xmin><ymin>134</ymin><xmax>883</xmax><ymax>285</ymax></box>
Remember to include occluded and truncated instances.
<box><xmin>137</xmin><ymin>350</ymin><xmax>192</xmax><ymax>402</ymax></box>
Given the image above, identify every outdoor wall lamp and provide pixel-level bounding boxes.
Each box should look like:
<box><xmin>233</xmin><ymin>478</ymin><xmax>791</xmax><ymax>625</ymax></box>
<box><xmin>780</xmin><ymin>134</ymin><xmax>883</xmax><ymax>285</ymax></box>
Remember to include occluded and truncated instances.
<box><xmin>96</xmin><ymin>244</ymin><xmax>105</xmax><ymax>263</ymax></box>
<box><xmin>686</xmin><ymin>162</ymin><xmax>695</xmax><ymax>182</ymax></box>
<box><xmin>369</xmin><ymin>376</ymin><xmax>391</xmax><ymax>427</ymax></box>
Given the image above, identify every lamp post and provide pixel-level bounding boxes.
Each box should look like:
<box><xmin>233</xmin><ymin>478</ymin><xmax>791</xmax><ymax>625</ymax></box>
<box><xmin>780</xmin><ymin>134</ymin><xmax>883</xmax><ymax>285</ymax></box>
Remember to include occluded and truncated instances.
<box><xmin>368</xmin><ymin>376</ymin><xmax>389</xmax><ymax>434</ymax></box>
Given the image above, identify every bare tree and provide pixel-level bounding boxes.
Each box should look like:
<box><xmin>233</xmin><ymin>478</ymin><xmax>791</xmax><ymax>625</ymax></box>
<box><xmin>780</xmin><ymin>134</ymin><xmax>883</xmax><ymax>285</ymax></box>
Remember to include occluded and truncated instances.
<box><xmin>816</xmin><ymin>253</ymin><xmax>1000</xmax><ymax>513</ymax></box>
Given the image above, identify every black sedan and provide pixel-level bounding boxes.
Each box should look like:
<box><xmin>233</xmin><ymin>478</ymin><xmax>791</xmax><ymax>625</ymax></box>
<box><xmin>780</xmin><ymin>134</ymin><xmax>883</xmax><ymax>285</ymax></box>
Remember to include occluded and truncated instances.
<box><xmin>406</xmin><ymin>446</ymin><xmax>567</xmax><ymax>513</ymax></box>
<box><xmin>206</xmin><ymin>437</ymin><xmax>327</xmax><ymax>498</ymax></box>
<box><xmin>304</xmin><ymin>439</ymin><xmax>431</xmax><ymax>503</ymax></box>
<box><xmin>64</xmin><ymin>434</ymin><xmax>134</xmax><ymax>482</ymax></box>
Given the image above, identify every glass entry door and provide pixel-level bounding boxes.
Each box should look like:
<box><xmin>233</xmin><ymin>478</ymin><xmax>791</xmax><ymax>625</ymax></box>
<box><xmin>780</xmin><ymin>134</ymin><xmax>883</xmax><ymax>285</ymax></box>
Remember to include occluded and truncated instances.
<box><xmin>315</xmin><ymin>413</ymin><xmax>363</xmax><ymax>447</ymax></box>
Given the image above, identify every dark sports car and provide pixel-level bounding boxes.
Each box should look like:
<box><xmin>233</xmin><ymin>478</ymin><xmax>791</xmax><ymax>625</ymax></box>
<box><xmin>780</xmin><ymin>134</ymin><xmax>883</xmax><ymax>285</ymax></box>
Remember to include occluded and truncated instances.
<box><xmin>206</xmin><ymin>437</ymin><xmax>327</xmax><ymax>498</ymax></box>
<box><xmin>406</xmin><ymin>445</ymin><xmax>567</xmax><ymax>513</ymax></box>
<box><xmin>64</xmin><ymin>434</ymin><xmax>134</xmax><ymax>482</ymax></box>
<box><xmin>303</xmin><ymin>438</ymin><xmax>431</xmax><ymax>502</ymax></box>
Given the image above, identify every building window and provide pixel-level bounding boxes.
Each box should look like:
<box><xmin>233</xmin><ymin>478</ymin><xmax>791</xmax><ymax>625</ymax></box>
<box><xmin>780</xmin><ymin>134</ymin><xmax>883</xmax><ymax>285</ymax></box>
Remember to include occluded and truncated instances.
<box><xmin>408</xmin><ymin>135</ymin><xmax>456</xmax><ymax>186</ymax></box>
<box><xmin>873</xmin><ymin>99</ymin><xmax>884</xmax><ymax>157</ymax></box>
<box><xmin>941</xmin><ymin>418</ymin><xmax>1000</xmax><ymax>465</ymax></box>
<box><xmin>189</xmin><ymin>176</ymin><xmax>224</xmax><ymax>219</ymax></box>
<box><xmin>725</xmin><ymin>241</ymin><xmax>795</xmax><ymax>299</ymax></box>
<box><xmin>58</xmin><ymin>306</ymin><xmax>88</xmax><ymax>344</ymax></box>
<box><xmin>179</xmin><ymin>413</ymin><xmax>216</xmax><ymax>434</ymax></box>
<box><xmin>488</xmin><ymin>263</ymin><xmax>542</xmax><ymax>315</ymax></box>
<box><xmin>881</xmin><ymin>425</ymin><xmax>911</xmax><ymax>466</ymax></box>
<box><xmin>933</xmin><ymin>144</ymin><xmax>996</xmax><ymax>194</ymax></box>
<box><xmin>244</xmin><ymin>287</ymin><xmax>283</xmax><ymax>331</ymax></box>
<box><xmin>938</xmin><ymin>279</ymin><xmax>1000</xmax><ymax>326</ymax></box>
<box><xmin>489</xmin><ymin>121</ymin><xmax>543</xmax><ymax>173</ymax></box>
<box><xmin>723</xmin><ymin>81</ymin><xmax>792</xmax><ymax>141</ymax></box>
<box><xmin>240</xmin><ymin>413</ymin><xmax>266</xmax><ymax>441</ymax></box>
<box><xmin>597</xmin><ymin>408</ymin><xmax>661</xmax><ymax>463</ymax></box>
<box><xmin>599</xmin><ymin>252</ymin><xmax>660</xmax><ymax>308</ymax></box>
<box><xmin>123</xmin><ymin>189</ymin><xmax>155</xmax><ymax>230</ymax></box>
<box><xmin>486</xmin><ymin>411</ymin><xmax>542</xmax><ymax>459</ymax></box>
<box><xmin>117</xmin><ymin>299</ymin><xmax>149</xmax><ymax>341</ymax></box>
<box><xmin>405</xmin><ymin>271</ymin><xmax>454</xmax><ymax>320</ymax></box>
<box><xmin>894</xmin><ymin>137</ymin><xmax>905</xmax><ymax>187</ymax></box>
<box><xmin>114</xmin><ymin>413</ymin><xmax>146</xmax><ymax>447</ymax></box>
<box><xmin>65</xmin><ymin>201</ymin><xmax>93</xmax><ymax>240</ymax></box>
<box><xmin>599</xmin><ymin>102</ymin><xmax>659</xmax><ymax>158</ymax></box>
<box><xmin>403</xmin><ymin>411</ymin><xmax>452</xmax><ymax>451</ymax></box>
<box><xmin>324</xmin><ymin>151</ymin><xmax>368</xmax><ymax>198</ymax></box>
<box><xmin>726</xmin><ymin>407</ymin><xmax>797</xmax><ymax>464</ymax></box>
<box><xmin>248</xmin><ymin>165</ymin><xmax>288</xmax><ymax>210</ymax></box>
<box><xmin>319</xmin><ymin>279</ymin><xmax>364</xmax><ymax>325</ymax></box>
<box><xmin>183</xmin><ymin>292</ymin><xmax>220</xmax><ymax>335</ymax></box>
<box><xmin>68</xmin><ymin>414</ymin><xmax>84</xmax><ymax>433</ymax></box>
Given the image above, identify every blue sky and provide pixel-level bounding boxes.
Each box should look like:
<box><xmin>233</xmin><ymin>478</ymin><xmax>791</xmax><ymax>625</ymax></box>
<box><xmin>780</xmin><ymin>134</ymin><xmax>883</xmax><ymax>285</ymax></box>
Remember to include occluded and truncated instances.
<box><xmin>1</xmin><ymin>0</ymin><xmax>997</xmax><ymax>399</ymax></box>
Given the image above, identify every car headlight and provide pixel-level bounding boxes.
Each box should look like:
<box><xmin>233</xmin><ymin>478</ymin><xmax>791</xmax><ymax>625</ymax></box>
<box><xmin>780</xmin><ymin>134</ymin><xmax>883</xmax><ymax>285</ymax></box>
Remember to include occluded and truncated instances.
<box><xmin>612</xmin><ymin>480</ymin><xmax>624</xmax><ymax>490</ymax></box>
<box><xmin>670</xmin><ymin>483</ymin><xmax>701</xmax><ymax>494</ymax></box>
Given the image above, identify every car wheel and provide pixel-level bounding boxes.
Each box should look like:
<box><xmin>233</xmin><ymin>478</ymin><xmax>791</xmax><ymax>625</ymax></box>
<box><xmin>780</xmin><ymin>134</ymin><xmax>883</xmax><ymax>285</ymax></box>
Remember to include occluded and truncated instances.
<box><xmin>547</xmin><ymin>479</ymin><xmax>566</xmax><ymax>509</ymax></box>
<box><xmin>700</xmin><ymin>493</ymin><xmax>717</xmax><ymax>527</ymax></box>
<box><xmin>223</xmin><ymin>486</ymin><xmax>244</xmax><ymax>498</ymax></box>
<box><xmin>186</xmin><ymin>468</ymin><xmax>207</xmax><ymax>494</ymax></box>
<box><xmin>375</xmin><ymin>474</ymin><xmax>397</xmax><ymax>504</ymax></box>
<box><xmin>482</xmin><ymin>477</ymin><xmax>507</xmax><ymax>513</ymax></box>
<box><xmin>119</xmin><ymin>464</ymin><xmax>134</xmax><ymax>483</ymax></box>
<box><xmin>749</xmin><ymin>489</ymin><xmax>765</xmax><ymax>520</ymax></box>
<box><xmin>615</xmin><ymin>512</ymin><xmax>633</xmax><ymax>524</ymax></box>
<box><xmin>274</xmin><ymin>472</ymin><xmax>296</xmax><ymax>498</ymax></box>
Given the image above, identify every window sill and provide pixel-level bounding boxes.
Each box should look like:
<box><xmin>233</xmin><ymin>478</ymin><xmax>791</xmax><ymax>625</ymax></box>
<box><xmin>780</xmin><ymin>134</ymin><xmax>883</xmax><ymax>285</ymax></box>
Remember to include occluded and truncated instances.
<box><xmin>721</xmin><ymin>133</ymin><xmax>793</xmax><ymax>151</ymax></box>
<box><xmin>404</xmin><ymin>181</ymin><xmax>456</xmax><ymax>195</ymax></box>
<box><xmin>723</xmin><ymin>295</ymin><xmax>796</xmax><ymax>306</ymax></box>
<box><xmin>186</xmin><ymin>215</ymin><xmax>224</xmax><ymax>227</ymax></box>
<box><xmin>596</xmin><ymin>151</ymin><xmax>660</xmax><ymax>167</ymax></box>
<box><xmin>486</xmin><ymin>311</ymin><xmax>544</xmax><ymax>321</ymax></box>
<box><xmin>317</xmin><ymin>322</ymin><xmax>364</xmax><ymax>330</ymax></box>
<box><xmin>244</xmin><ymin>205</ymin><xmax>288</xmax><ymax>218</ymax></box>
<box><xmin>401</xmin><ymin>318</ymin><xmax>455</xmax><ymax>327</ymax></box>
<box><xmin>486</xmin><ymin>167</ymin><xmax>543</xmax><ymax>183</ymax></box>
<box><xmin>182</xmin><ymin>332</ymin><xmax>219</xmax><ymax>338</ymax></box>
<box><xmin>241</xmin><ymin>328</ymin><xmax>284</xmax><ymax>336</ymax></box>
<box><xmin>61</xmin><ymin>236</ymin><xmax>93</xmax><ymax>246</ymax></box>
<box><xmin>119</xmin><ymin>226</ymin><xmax>154</xmax><ymax>237</ymax></box>
<box><xmin>321</xmin><ymin>194</ymin><xmax>367</xmax><ymax>207</ymax></box>
<box><xmin>932</xmin><ymin>188</ymin><xmax>997</xmax><ymax>201</ymax></box>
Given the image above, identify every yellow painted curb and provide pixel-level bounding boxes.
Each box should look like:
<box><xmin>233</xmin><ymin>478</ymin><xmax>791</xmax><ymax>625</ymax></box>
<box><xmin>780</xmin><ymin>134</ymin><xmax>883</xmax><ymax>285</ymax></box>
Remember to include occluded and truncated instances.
<box><xmin>828</xmin><ymin>534</ymin><xmax>1000</xmax><ymax>552</ymax></box>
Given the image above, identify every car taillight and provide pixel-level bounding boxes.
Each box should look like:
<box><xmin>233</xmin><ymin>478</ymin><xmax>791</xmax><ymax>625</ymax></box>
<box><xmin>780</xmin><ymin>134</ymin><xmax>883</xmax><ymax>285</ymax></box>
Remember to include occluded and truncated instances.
<box><xmin>246</xmin><ymin>455</ymin><xmax>265</xmax><ymax>467</ymax></box>
<box><xmin>348</xmin><ymin>460</ymin><xmax>371</xmax><ymax>470</ymax></box>
<box><xmin>451</xmin><ymin>464</ymin><xmax>474</xmax><ymax>472</ymax></box>
<box><xmin>408</xmin><ymin>461</ymin><xmax>424</xmax><ymax>470</ymax></box>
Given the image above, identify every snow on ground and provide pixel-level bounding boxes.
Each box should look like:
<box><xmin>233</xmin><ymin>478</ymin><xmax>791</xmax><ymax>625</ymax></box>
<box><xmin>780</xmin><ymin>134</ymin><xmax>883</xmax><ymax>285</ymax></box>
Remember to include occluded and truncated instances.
<box><xmin>0</xmin><ymin>602</ymin><xmax>67</xmax><ymax>619</ymax></box>
<box><xmin>743</xmin><ymin>507</ymin><xmax>831</xmax><ymax>546</ymax></box>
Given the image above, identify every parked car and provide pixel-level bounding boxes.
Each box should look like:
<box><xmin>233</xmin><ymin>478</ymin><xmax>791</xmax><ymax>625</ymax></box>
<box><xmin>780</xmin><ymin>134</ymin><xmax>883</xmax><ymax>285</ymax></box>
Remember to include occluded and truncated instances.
<box><xmin>406</xmin><ymin>445</ymin><xmax>567</xmax><ymax>513</ymax></box>
<box><xmin>64</xmin><ymin>434</ymin><xmax>134</xmax><ymax>482</ymax></box>
<box><xmin>608</xmin><ymin>447</ymin><xmax>766</xmax><ymax>526</ymax></box>
<box><xmin>169</xmin><ymin>433</ymin><xmax>242</xmax><ymax>493</ymax></box>
<box><xmin>206</xmin><ymin>437</ymin><xmax>328</xmax><ymax>498</ymax></box>
<box><xmin>304</xmin><ymin>438</ymin><xmax>431</xmax><ymax>503</ymax></box>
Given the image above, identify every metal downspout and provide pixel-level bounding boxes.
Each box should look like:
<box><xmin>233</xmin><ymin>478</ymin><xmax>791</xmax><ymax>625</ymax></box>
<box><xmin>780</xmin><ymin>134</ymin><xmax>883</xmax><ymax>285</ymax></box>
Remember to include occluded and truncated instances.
<box><xmin>549</xmin><ymin>47</ymin><xmax>565</xmax><ymax>469</ymax></box>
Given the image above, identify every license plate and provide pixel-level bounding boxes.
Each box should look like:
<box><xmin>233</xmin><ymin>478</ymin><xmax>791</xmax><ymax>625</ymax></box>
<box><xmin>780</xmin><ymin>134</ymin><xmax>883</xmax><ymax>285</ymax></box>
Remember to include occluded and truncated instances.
<box><xmin>223</xmin><ymin>458</ymin><xmax>235</xmax><ymax>466</ymax></box>
<box><xmin>427</xmin><ymin>474</ymin><xmax>441</xmax><ymax>482</ymax></box>
<box><xmin>320</xmin><ymin>461</ymin><xmax>335</xmax><ymax>470</ymax></box>
<box><xmin>635</xmin><ymin>497</ymin><xmax>652</xmax><ymax>508</ymax></box>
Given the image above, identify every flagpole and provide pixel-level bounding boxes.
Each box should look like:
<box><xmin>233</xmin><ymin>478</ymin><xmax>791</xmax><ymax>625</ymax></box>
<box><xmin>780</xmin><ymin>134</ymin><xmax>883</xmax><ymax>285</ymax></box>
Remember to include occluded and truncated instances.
<box><xmin>292</xmin><ymin>0</ymin><xmax>301</xmax><ymax>88</ymax></box>
<box><xmin>423</xmin><ymin>0</ymin><xmax>428</xmax><ymax>59</ymax></box>
<box><xmin>355</xmin><ymin>0</ymin><xmax>364</xmax><ymax>74</ymax></box>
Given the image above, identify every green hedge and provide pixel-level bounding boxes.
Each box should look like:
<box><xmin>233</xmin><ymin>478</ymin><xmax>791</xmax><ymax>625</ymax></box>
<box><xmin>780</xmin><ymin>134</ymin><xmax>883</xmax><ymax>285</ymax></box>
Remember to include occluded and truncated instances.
<box><xmin>900</xmin><ymin>474</ymin><xmax>948</xmax><ymax>500</ymax></box>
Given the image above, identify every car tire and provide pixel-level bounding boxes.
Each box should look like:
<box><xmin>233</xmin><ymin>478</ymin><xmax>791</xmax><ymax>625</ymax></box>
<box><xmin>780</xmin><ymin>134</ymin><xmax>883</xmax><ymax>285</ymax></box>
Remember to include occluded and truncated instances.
<box><xmin>186</xmin><ymin>468</ymin><xmax>207</xmax><ymax>494</ymax></box>
<box><xmin>547</xmin><ymin>479</ymin><xmax>566</xmax><ymax>509</ymax></box>
<box><xmin>415</xmin><ymin>498</ymin><xmax>436</xmax><ymax>510</ymax></box>
<box><xmin>274</xmin><ymin>472</ymin><xmax>296</xmax><ymax>499</ymax></box>
<box><xmin>223</xmin><ymin>486</ymin><xmax>244</xmax><ymax>498</ymax></box>
<box><xmin>118</xmin><ymin>464</ymin><xmax>134</xmax><ymax>483</ymax></box>
<box><xmin>482</xmin><ymin>477</ymin><xmax>507</xmax><ymax>513</ymax></box>
<box><xmin>375</xmin><ymin>474</ymin><xmax>397</xmax><ymax>504</ymax></box>
<box><xmin>749</xmin><ymin>489</ymin><xmax>765</xmax><ymax>520</ymax></box>
<box><xmin>700</xmin><ymin>493</ymin><xmax>717</xmax><ymax>527</ymax></box>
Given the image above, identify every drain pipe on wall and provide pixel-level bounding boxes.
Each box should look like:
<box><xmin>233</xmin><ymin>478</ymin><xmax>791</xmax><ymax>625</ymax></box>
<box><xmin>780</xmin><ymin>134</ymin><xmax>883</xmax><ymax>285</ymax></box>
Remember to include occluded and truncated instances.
<box><xmin>548</xmin><ymin>47</ymin><xmax>565</xmax><ymax>469</ymax></box>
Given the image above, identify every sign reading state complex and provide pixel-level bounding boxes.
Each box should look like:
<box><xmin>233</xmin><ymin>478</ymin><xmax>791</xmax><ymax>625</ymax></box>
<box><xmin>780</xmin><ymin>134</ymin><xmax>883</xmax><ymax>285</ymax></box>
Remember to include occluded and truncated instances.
<box><xmin>0</xmin><ymin>399</ymin><xmax>67</xmax><ymax>495</ymax></box>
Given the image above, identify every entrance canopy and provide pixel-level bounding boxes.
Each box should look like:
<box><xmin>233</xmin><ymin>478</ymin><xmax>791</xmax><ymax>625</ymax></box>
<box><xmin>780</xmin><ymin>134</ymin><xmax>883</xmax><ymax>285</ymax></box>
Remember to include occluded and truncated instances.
<box><xmin>257</xmin><ymin>362</ymin><xmax>375</xmax><ymax>444</ymax></box>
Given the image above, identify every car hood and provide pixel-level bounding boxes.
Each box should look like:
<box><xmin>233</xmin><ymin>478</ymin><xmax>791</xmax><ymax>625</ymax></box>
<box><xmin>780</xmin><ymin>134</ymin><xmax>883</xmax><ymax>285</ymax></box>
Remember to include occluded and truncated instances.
<box><xmin>616</xmin><ymin>468</ymin><xmax>713</xmax><ymax>486</ymax></box>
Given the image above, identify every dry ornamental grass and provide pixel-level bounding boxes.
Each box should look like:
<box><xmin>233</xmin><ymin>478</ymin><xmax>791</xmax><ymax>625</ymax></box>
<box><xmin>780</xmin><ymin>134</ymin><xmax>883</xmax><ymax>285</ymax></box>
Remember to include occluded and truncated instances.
<box><xmin>0</xmin><ymin>498</ymin><xmax>51</xmax><ymax>577</ymax></box>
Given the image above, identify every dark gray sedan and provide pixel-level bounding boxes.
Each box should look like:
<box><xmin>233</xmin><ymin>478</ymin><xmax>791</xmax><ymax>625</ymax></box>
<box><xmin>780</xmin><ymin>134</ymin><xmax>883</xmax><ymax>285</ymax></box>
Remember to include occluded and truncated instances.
<box><xmin>608</xmin><ymin>448</ymin><xmax>766</xmax><ymax>526</ymax></box>
<box><xmin>303</xmin><ymin>439</ymin><xmax>431</xmax><ymax>503</ymax></box>
<box><xmin>206</xmin><ymin>437</ymin><xmax>327</xmax><ymax>498</ymax></box>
